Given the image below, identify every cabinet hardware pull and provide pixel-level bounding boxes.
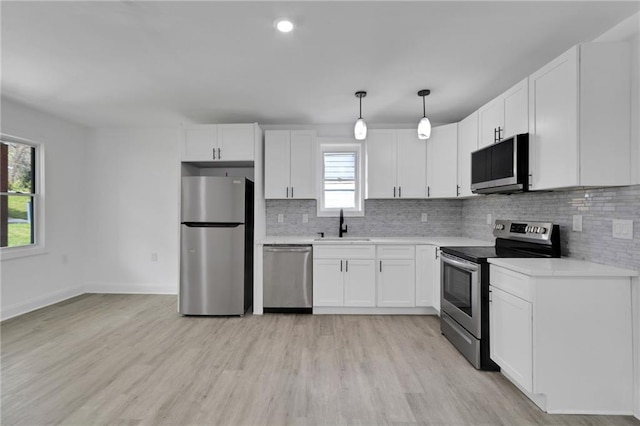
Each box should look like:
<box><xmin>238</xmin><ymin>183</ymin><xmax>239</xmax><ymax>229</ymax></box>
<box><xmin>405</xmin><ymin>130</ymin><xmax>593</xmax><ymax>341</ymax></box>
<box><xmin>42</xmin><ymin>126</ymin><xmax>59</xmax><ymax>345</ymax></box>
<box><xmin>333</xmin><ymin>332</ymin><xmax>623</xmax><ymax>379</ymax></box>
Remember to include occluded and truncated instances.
<box><xmin>393</xmin><ymin>187</ymin><xmax>396</xmax><ymax>198</ymax></box>
<box><xmin>435</xmin><ymin>250</ymin><xmax>439</xmax><ymax>260</ymax></box>
<box><xmin>291</xmin><ymin>187</ymin><xmax>294</xmax><ymax>198</ymax></box>
<box><xmin>213</xmin><ymin>148</ymin><xmax>216</xmax><ymax>159</ymax></box>
<box><xmin>456</xmin><ymin>185</ymin><xmax>460</xmax><ymax>197</ymax></box>
<box><xmin>494</xmin><ymin>128</ymin><xmax>498</xmax><ymax>143</ymax></box>
<box><xmin>340</xmin><ymin>260</ymin><xmax>343</xmax><ymax>272</ymax></box>
<box><xmin>286</xmin><ymin>187</ymin><xmax>289</xmax><ymax>198</ymax></box>
<box><xmin>379</xmin><ymin>260</ymin><xmax>382</xmax><ymax>272</ymax></box>
<box><xmin>427</xmin><ymin>186</ymin><xmax>430</xmax><ymax>197</ymax></box>
<box><xmin>498</xmin><ymin>127</ymin><xmax>503</xmax><ymax>141</ymax></box>
<box><xmin>489</xmin><ymin>290</ymin><xmax>492</xmax><ymax>302</ymax></box>
<box><xmin>346</xmin><ymin>260</ymin><xmax>348</xmax><ymax>272</ymax></box>
<box><xmin>218</xmin><ymin>148</ymin><xmax>221</xmax><ymax>159</ymax></box>
<box><xmin>399</xmin><ymin>186</ymin><xmax>402</xmax><ymax>198</ymax></box>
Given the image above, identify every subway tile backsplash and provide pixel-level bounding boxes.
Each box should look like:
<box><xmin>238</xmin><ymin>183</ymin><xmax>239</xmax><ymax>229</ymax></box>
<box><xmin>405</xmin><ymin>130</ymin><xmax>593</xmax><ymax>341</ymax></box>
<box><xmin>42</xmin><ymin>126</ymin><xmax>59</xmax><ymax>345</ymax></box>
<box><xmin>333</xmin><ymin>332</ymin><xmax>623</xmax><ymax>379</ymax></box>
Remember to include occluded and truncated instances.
<box><xmin>266</xmin><ymin>199</ymin><xmax>463</xmax><ymax>238</ymax></box>
<box><xmin>461</xmin><ymin>185</ymin><xmax>640</xmax><ymax>270</ymax></box>
<box><xmin>266</xmin><ymin>185</ymin><xmax>640</xmax><ymax>271</ymax></box>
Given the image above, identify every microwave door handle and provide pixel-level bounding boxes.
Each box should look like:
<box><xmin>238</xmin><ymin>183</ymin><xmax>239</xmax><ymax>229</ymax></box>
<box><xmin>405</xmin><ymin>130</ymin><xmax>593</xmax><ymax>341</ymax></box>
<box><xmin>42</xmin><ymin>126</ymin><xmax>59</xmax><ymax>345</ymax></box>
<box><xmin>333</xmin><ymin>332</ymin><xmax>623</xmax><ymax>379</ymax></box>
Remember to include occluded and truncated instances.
<box><xmin>441</xmin><ymin>254</ymin><xmax>478</xmax><ymax>273</ymax></box>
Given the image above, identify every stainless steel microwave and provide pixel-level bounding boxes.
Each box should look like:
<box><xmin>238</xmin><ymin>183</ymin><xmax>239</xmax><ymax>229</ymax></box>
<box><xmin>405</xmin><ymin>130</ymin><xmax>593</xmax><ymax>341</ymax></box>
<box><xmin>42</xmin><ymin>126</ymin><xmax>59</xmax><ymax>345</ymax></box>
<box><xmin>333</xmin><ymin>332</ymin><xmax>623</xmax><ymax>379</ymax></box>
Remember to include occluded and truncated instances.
<box><xmin>471</xmin><ymin>133</ymin><xmax>529</xmax><ymax>194</ymax></box>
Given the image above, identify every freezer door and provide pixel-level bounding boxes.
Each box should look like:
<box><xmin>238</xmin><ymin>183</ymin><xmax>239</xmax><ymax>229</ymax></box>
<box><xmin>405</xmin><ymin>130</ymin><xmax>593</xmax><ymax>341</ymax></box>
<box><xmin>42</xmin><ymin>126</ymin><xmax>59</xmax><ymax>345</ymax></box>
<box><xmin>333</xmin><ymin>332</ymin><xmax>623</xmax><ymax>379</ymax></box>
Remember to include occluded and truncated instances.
<box><xmin>180</xmin><ymin>224</ymin><xmax>246</xmax><ymax>315</ymax></box>
<box><xmin>181</xmin><ymin>176</ymin><xmax>246</xmax><ymax>223</ymax></box>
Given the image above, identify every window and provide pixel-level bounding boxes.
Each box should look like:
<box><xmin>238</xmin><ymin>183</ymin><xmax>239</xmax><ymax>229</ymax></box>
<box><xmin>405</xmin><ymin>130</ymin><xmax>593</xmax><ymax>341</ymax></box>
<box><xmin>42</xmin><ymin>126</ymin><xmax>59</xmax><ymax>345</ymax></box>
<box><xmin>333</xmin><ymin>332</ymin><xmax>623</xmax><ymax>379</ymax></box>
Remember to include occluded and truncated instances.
<box><xmin>317</xmin><ymin>139</ymin><xmax>364</xmax><ymax>217</ymax></box>
<box><xmin>1</xmin><ymin>135</ymin><xmax>41</xmax><ymax>252</ymax></box>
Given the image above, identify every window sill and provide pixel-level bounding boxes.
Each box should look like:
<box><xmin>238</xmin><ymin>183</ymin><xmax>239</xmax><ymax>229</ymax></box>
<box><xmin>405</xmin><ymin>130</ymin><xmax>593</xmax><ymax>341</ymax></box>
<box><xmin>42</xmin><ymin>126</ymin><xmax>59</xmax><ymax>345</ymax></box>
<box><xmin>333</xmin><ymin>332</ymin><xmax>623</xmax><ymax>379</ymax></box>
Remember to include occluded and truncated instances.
<box><xmin>317</xmin><ymin>210</ymin><xmax>365</xmax><ymax>218</ymax></box>
<box><xmin>0</xmin><ymin>246</ymin><xmax>47</xmax><ymax>261</ymax></box>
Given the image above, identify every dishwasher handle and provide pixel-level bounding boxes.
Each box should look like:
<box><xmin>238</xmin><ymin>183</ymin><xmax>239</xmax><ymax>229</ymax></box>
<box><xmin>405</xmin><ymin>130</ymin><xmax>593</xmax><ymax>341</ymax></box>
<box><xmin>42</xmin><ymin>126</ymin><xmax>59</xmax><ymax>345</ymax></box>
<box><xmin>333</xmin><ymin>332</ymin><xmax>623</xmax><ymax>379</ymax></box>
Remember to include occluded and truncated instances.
<box><xmin>263</xmin><ymin>245</ymin><xmax>312</xmax><ymax>253</ymax></box>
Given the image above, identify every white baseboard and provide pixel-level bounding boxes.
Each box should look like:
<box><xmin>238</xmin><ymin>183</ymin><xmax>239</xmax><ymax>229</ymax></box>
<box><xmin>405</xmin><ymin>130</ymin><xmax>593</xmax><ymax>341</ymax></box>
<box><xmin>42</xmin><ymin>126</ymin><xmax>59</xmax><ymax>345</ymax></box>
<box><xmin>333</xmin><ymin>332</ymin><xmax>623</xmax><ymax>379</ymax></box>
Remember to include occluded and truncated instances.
<box><xmin>313</xmin><ymin>306</ymin><xmax>437</xmax><ymax>315</ymax></box>
<box><xmin>84</xmin><ymin>283</ymin><xmax>177</xmax><ymax>295</ymax></box>
<box><xmin>1</xmin><ymin>285</ymin><xmax>84</xmax><ymax>321</ymax></box>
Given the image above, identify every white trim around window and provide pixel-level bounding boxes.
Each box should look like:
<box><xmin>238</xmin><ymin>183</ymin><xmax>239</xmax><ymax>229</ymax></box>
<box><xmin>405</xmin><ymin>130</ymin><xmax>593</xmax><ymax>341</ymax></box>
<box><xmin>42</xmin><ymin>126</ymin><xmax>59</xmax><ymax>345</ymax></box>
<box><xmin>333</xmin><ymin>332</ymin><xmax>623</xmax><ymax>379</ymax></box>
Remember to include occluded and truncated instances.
<box><xmin>316</xmin><ymin>137</ymin><xmax>365</xmax><ymax>217</ymax></box>
<box><xmin>0</xmin><ymin>134</ymin><xmax>46</xmax><ymax>260</ymax></box>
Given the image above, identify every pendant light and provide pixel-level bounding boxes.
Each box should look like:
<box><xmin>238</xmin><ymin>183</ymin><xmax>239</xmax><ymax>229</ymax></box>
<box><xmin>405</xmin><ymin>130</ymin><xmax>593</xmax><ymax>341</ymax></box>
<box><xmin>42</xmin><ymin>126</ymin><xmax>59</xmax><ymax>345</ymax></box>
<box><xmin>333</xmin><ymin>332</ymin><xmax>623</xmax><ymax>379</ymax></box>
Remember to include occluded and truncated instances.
<box><xmin>354</xmin><ymin>91</ymin><xmax>367</xmax><ymax>140</ymax></box>
<box><xmin>417</xmin><ymin>89</ymin><xmax>432</xmax><ymax>140</ymax></box>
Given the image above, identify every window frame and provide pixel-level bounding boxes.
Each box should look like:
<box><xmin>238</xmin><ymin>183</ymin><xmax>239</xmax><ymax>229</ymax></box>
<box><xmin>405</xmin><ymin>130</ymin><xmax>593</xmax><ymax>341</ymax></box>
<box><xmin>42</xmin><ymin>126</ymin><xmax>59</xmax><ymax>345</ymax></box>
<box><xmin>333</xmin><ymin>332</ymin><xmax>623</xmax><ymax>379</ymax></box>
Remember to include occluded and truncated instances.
<box><xmin>316</xmin><ymin>138</ymin><xmax>364</xmax><ymax>217</ymax></box>
<box><xmin>0</xmin><ymin>134</ymin><xmax>46</xmax><ymax>260</ymax></box>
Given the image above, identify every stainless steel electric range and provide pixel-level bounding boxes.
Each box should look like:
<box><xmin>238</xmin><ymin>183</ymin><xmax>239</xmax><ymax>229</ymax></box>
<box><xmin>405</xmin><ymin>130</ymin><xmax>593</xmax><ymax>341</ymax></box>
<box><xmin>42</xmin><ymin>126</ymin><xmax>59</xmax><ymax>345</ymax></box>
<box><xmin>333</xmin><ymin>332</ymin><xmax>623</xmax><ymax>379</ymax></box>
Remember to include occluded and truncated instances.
<box><xmin>440</xmin><ymin>219</ymin><xmax>561</xmax><ymax>370</ymax></box>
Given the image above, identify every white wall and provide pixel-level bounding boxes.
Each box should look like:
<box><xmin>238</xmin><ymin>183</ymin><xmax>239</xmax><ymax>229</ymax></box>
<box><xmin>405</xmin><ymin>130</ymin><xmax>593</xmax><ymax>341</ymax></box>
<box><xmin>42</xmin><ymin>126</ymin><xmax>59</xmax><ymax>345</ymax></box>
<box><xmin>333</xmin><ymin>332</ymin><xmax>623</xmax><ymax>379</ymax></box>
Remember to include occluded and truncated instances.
<box><xmin>83</xmin><ymin>127</ymin><xmax>180</xmax><ymax>294</ymax></box>
<box><xmin>0</xmin><ymin>98</ymin><xmax>87</xmax><ymax>320</ymax></box>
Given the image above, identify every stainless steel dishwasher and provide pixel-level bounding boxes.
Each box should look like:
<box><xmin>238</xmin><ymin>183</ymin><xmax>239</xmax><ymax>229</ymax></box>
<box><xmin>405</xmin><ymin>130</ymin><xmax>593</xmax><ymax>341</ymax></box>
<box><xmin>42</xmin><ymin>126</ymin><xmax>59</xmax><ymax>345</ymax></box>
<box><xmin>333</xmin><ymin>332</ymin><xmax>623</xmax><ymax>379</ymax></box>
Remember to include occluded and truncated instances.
<box><xmin>263</xmin><ymin>244</ymin><xmax>312</xmax><ymax>313</ymax></box>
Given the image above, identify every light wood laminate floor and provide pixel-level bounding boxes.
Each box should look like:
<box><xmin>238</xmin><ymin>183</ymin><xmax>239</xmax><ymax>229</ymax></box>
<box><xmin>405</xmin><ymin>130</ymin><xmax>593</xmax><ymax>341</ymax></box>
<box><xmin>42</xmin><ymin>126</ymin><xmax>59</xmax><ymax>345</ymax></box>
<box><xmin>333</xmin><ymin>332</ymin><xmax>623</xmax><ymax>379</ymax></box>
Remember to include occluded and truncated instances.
<box><xmin>1</xmin><ymin>294</ymin><xmax>638</xmax><ymax>426</ymax></box>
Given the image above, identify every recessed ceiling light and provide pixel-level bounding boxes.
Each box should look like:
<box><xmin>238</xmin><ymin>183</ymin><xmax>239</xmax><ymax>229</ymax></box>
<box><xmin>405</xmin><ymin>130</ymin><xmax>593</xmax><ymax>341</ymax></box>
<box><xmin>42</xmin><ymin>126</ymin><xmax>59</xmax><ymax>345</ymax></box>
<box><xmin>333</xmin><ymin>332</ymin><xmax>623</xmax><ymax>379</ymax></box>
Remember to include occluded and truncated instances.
<box><xmin>275</xmin><ymin>19</ymin><xmax>294</xmax><ymax>33</ymax></box>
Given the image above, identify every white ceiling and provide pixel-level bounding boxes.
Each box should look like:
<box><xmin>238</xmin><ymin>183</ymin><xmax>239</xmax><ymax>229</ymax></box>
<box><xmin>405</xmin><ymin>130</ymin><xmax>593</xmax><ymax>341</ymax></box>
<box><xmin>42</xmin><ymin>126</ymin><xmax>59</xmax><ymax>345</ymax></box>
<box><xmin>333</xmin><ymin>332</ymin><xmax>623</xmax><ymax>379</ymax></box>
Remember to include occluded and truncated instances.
<box><xmin>2</xmin><ymin>1</ymin><xmax>638</xmax><ymax>128</ymax></box>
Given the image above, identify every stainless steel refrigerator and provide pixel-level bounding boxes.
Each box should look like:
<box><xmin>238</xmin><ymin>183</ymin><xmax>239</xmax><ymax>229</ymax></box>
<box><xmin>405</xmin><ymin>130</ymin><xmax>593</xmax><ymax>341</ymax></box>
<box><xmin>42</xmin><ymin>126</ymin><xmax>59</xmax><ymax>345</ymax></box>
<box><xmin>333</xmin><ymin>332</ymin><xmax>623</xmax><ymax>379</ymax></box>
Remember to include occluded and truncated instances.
<box><xmin>180</xmin><ymin>176</ymin><xmax>254</xmax><ymax>315</ymax></box>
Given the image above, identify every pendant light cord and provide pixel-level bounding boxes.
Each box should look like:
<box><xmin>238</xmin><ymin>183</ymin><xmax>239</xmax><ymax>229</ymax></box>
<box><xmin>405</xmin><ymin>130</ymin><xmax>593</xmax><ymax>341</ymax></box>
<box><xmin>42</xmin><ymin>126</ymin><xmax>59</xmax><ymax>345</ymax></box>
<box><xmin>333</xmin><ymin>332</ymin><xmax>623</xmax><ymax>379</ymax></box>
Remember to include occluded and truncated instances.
<box><xmin>422</xmin><ymin>94</ymin><xmax>426</xmax><ymax>118</ymax></box>
<box><xmin>359</xmin><ymin>96</ymin><xmax>363</xmax><ymax>119</ymax></box>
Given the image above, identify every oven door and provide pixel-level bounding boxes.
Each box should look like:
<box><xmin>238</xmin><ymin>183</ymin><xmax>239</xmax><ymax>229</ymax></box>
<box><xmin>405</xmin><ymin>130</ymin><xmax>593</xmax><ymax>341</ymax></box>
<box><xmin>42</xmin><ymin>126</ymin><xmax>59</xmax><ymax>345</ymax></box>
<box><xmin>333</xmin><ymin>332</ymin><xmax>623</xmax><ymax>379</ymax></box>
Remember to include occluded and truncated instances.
<box><xmin>440</xmin><ymin>253</ymin><xmax>482</xmax><ymax>338</ymax></box>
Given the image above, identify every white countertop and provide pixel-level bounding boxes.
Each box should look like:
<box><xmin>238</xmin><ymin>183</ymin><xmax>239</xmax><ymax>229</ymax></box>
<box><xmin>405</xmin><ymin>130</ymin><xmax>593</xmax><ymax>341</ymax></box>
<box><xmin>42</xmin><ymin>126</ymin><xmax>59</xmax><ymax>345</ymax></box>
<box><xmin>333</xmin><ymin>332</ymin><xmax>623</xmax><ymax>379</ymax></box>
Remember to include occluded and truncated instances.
<box><xmin>259</xmin><ymin>236</ymin><xmax>493</xmax><ymax>247</ymax></box>
<box><xmin>488</xmin><ymin>258</ymin><xmax>638</xmax><ymax>277</ymax></box>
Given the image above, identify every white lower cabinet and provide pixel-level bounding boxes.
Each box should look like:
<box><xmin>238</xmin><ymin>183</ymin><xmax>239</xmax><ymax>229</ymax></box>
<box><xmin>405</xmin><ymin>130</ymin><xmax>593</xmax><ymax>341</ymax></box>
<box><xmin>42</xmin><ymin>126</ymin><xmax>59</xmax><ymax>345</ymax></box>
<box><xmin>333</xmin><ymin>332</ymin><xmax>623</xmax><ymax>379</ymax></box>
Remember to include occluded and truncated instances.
<box><xmin>489</xmin><ymin>286</ymin><xmax>533</xmax><ymax>392</ymax></box>
<box><xmin>488</xmin><ymin>263</ymin><xmax>634</xmax><ymax>414</ymax></box>
<box><xmin>377</xmin><ymin>245</ymin><xmax>415</xmax><ymax>307</ymax></box>
<box><xmin>415</xmin><ymin>245</ymin><xmax>437</xmax><ymax>307</ymax></box>
<box><xmin>313</xmin><ymin>245</ymin><xmax>375</xmax><ymax>308</ymax></box>
<box><xmin>343</xmin><ymin>259</ymin><xmax>376</xmax><ymax>307</ymax></box>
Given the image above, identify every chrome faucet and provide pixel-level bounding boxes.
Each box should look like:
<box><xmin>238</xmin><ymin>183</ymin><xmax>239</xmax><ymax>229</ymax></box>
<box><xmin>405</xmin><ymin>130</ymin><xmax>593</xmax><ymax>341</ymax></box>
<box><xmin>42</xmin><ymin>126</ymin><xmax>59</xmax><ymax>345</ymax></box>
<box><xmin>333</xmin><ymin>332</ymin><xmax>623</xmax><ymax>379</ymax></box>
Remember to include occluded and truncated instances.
<box><xmin>339</xmin><ymin>209</ymin><xmax>348</xmax><ymax>238</ymax></box>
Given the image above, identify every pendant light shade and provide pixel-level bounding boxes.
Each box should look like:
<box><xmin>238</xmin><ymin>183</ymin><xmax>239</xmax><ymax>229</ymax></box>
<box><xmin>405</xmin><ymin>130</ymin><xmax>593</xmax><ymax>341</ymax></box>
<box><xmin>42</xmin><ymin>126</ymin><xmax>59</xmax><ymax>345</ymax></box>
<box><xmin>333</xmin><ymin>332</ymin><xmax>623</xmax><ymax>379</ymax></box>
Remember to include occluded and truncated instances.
<box><xmin>418</xmin><ymin>116</ymin><xmax>431</xmax><ymax>140</ymax></box>
<box><xmin>417</xmin><ymin>89</ymin><xmax>431</xmax><ymax>140</ymax></box>
<box><xmin>354</xmin><ymin>91</ymin><xmax>367</xmax><ymax>140</ymax></box>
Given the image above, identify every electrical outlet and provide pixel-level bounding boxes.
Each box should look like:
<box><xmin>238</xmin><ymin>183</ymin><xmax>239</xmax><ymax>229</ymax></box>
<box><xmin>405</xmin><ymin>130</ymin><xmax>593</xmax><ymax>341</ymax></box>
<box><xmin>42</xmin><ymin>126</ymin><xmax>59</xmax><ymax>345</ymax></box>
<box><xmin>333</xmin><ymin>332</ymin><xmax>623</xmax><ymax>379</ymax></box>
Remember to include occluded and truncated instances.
<box><xmin>151</xmin><ymin>253</ymin><xmax>158</xmax><ymax>262</ymax></box>
<box><xmin>612</xmin><ymin>219</ymin><xmax>633</xmax><ymax>240</ymax></box>
<box><xmin>277</xmin><ymin>214</ymin><xmax>284</xmax><ymax>223</ymax></box>
<box><xmin>421</xmin><ymin>213</ymin><xmax>428</xmax><ymax>222</ymax></box>
<box><xmin>573</xmin><ymin>215</ymin><xmax>583</xmax><ymax>232</ymax></box>
<box><xmin>486</xmin><ymin>214</ymin><xmax>492</xmax><ymax>225</ymax></box>
<box><xmin>302</xmin><ymin>214</ymin><xmax>309</xmax><ymax>223</ymax></box>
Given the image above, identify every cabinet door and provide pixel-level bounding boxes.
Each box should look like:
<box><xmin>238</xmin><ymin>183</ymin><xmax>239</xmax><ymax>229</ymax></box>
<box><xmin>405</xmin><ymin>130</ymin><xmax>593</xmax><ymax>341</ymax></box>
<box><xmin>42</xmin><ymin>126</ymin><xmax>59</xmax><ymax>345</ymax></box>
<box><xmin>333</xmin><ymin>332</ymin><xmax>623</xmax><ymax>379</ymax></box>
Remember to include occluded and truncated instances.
<box><xmin>427</xmin><ymin>124</ymin><xmax>458</xmax><ymax>198</ymax></box>
<box><xmin>344</xmin><ymin>259</ymin><xmax>376</xmax><ymax>307</ymax></box>
<box><xmin>528</xmin><ymin>47</ymin><xmax>579</xmax><ymax>190</ymax></box>
<box><xmin>182</xmin><ymin>125</ymin><xmax>217</xmax><ymax>161</ymax></box>
<box><xmin>396</xmin><ymin>130</ymin><xmax>426</xmax><ymax>198</ymax></box>
<box><xmin>478</xmin><ymin>98</ymin><xmax>503</xmax><ymax>148</ymax></box>
<box><xmin>217</xmin><ymin>124</ymin><xmax>255</xmax><ymax>161</ymax></box>
<box><xmin>503</xmin><ymin>78</ymin><xmax>528</xmax><ymax>139</ymax></box>
<box><xmin>377</xmin><ymin>259</ymin><xmax>415</xmax><ymax>307</ymax></box>
<box><xmin>264</xmin><ymin>131</ymin><xmax>291</xmax><ymax>199</ymax></box>
<box><xmin>289</xmin><ymin>130</ymin><xmax>316</xmax><ymax>199</ymax></box>
<box><xmin>457</xmin><ymin>111</ymin><xmax>479</xmax><ymax>198</ymax></box>
<box><xmin>415</xmin><ymin>245</ymin><xmax>436</xmax><ymax>307</ymax></box>
<box><xmin>366</xmin><ymin>130</ymin><xmax>397</xmax><ymax>199</ymax></box>
<box><xmin>490</xmin><ymin>286</ymin><xmax>533</xmax><ymax>392</ymax></box>
<box><xmin>313</xmin><ymin>259</ymin><xmax>344</xmax><ymax>306</ymax></box>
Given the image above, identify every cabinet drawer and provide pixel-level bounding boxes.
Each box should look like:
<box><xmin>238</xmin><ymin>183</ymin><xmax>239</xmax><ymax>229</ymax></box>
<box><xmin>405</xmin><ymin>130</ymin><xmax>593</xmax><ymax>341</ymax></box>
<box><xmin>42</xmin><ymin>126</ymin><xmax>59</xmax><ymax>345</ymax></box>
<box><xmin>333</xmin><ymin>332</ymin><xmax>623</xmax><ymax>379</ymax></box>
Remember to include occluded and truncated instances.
<box><xmin>313</xmin><ymin>245</ymin><xmax>375</xmax><ymax>259</ymax></box>
<box><xmin>490</xmin><ymin>265</ymin><xmax>533</xmax><ymax>302</ymax></box>
<box><xmin>377</xmin><ymin>245</ymin><xmax>415</xmax><ymax>259</ymax></box>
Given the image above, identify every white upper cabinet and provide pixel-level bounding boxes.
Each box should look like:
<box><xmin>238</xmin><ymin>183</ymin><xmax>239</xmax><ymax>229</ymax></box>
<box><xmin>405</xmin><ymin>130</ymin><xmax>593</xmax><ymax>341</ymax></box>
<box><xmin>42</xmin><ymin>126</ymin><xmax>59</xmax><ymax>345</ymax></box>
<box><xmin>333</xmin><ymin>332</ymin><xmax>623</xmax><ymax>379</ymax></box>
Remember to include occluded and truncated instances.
<box><xmin>528</xmin><ymin>43</ymin><xmax>631</xmax><ymax>190</ymax></box>
<box><xmin>426</xmin><ymin>124</ymin><xmax>458</xmax><ymax>198</ymax></box>
<box><xmin>366</xmin><ymin>129</ymin><xmax>426</xmax><ymax>199</ymax></box>
<box><xmin>457</xmin><ymin>111</ymin><xmax>479</xmax><ymax>198</ymax></box>
<box><xmin>264</xmin><ymin>130</ymin><xmax>316</xmax><ymax>199</ymax></box>
<box><xmin>478</xmin><ymin>78</ymin><xmax>528</xmax><ymax>148</ymax></box>
<box><xmin>181</xmin><ymin>124</ymin><xmax>256</xmax><ymax>162</ymax></box>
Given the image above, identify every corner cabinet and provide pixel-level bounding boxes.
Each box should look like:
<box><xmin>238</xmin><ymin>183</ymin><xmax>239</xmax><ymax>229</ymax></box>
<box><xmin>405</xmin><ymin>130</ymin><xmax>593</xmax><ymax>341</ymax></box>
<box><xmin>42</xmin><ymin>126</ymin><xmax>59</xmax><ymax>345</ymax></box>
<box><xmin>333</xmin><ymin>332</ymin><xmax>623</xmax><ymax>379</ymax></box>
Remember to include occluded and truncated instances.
<box><xmin>264</xmin><ymin>130</ymin><xmax>316</xmax><ymax>199</ymax></box>
<box><xmin>426</xmin><ymin>124</ymin><xmax>458</xmax><ymax>198</ymax></box>
<box><xmin>528</xmin><ymin>43</ymin><xmax>631</xmax><ymax>190</ymax></box>
<box><xmin>366</xmin><ymin>129</ymin><xmax>426</xmax><ymax>199</ymax></box>
<box><xmin>182</xmin><ymin>124</ymin><xmax>256</xmax><ymax>162</ymax></box>
<box><xmin>456</xmin><ymin>111</ymin><xmax>479</xmax><ymax>198</ymax></box>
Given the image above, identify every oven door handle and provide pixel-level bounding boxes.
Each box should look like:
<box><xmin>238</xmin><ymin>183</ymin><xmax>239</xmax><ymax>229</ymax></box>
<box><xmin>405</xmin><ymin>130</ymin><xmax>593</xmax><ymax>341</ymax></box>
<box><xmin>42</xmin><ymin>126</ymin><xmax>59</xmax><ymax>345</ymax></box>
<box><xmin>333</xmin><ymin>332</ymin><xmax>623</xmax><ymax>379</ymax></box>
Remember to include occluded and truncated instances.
<box><xmin>441</xmin><ymin>253</ymin><xmax>478</xmax><ymax>273</ymax></box>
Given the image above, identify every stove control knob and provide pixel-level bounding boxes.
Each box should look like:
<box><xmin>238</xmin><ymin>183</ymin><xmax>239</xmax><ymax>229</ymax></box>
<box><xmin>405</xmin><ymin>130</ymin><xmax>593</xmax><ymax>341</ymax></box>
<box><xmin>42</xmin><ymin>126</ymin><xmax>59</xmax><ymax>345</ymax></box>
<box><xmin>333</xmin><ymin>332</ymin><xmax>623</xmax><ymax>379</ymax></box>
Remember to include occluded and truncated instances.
<box><xmin>534</xmin><ymin>226</ymin><xmax>540</xmax><ymax>233</ymax></box>
<box><xmin>538</xmin><ymin>227</ymin><xmax>547</xmax><ymax>234</ymax></box>
<box><xmin>497</xmin><ymin>224</ymin><xmax>504</xmax><ymax>230</ymax></box>
<box><xmin>525</xmin><ymin>226</ymin><xmax>531</xmax><ymax>233</ymax></box>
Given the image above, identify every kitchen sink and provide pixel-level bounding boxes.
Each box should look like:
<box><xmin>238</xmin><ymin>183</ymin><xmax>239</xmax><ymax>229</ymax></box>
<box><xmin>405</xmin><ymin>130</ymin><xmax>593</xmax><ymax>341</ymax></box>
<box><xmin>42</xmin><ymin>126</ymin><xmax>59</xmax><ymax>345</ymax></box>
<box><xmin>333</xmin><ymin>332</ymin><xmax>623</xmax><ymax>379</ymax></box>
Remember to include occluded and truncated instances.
<box><xmin>314</xmin><ymin>237</ymin><xmax>371</xmax><ymax>241</ymax></box>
